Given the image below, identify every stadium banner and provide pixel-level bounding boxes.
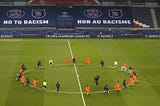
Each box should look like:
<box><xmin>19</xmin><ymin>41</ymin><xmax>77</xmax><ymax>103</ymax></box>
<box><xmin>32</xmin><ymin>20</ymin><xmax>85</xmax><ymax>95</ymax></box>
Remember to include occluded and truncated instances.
<box><xmin>0</xmin><ymin>6</ymin><xmax>134</xmax><ymax>27</ymax></box>
<box><xmin>1</xmin><ymin>30</ymin><xmax>160</xmax><ymax>38</ymax></box>
<box><xmin>0</xmin><ymin>6</ymin><xmax>56</xmax><ymax>27</ymax></box>
<box><xmin>73</xmin><ymin>6</ymin><xmax>133</xmax><ymax>27</ymax></box>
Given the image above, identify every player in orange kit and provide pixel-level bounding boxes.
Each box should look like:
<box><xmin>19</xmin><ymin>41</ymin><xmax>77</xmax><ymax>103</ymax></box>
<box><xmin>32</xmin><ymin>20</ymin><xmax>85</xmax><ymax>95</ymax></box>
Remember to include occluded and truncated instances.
<box><xmin>65</xmin><ymin>57</ymin><xmax>69</xmax><ymax>65</ymax></box>
<box><xmin>21</xmin><ymin>75</ymin><xmax>26</xmax><ymax>85</ymax></box>
<box><xmin>128</xmin><ymin>75</ymin><xmax>135</xmax><ymax>86</ymax></box>
<box><xmin>114</xmin><ymin>81</ymin><xmax>121</xmax><ymax>91</ymax></box>
<box><xmin>86</xmin><ymin>57</ymin><xmax>90</xmax><ymax>64</ymax></box>
<box><xmin>33</xmin><ymin>79</ymin><xmax>39</xmax><ymax>88</ymax></box>
<box><xmin>85</xmin><ymin>85</ymin><xmax>91</xmax><ymax>95</ymax></box>
<box><xmin>133</xmin><ymin>74</ymin><xmax>138</xmax><ymax>83</ymax></box>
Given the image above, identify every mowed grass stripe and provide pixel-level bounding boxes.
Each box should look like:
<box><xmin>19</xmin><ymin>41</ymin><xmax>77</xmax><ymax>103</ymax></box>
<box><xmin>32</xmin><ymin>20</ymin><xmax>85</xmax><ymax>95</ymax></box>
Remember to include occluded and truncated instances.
<box><xmin>113</xmin><ymin>39</ymin><xmax>160</xmax><ymax>106</ymax></box>
<box><xmin>70</xmin><ymin>39</ymin><xmax>128</xmax><ymax>106</ymax></box>
<box><xmin>4</xmin><ymin>39</ymin><xmax>45</xmax><ymax>106</ymax></box>
<box><xmin>0</xmin><ymin>40</ymin><xmax>22</xmax><ymax>106</ymax></box>
<box><xmin>94</xmin><ymin>39</ymin><xmax>128</xmax><ymax>106</ymax></box>
<box><xmin>1</xmin><ymin>39</ymin><xmax>160</xmax><ymax>106</ymax></box>
<box><xmin>43</xmin><ymin>40</ymin><xmax>83</xmax><ymax>106</ymax></box>
<box><xmin>139</xmin><ymin>40</ymin><xmax>160</xmax><ymax>98</ymax></box>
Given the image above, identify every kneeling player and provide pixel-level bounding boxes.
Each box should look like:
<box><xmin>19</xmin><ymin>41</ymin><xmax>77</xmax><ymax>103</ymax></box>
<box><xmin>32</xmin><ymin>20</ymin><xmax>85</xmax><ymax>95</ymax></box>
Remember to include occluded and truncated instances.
<box><xmin>37</xmin><ymin>60</ymin><xmax>42</xmax><ymax>68</ymax></box>
<box><xmin>123</xmin><ymin>78</ymin><xmax>127</xmax><ymax>88</ymax></box>
<box><xmin>85</xmin><ymin>85</ymin><xmax>91</xmax><ymax>95</ymax></box>
<box><xmin>114</xmin><ymin>81</ymin><xmax>121</xmax><ymax>91</ymax></box>
<box><xmin>100</xmin><ymin>60</ymin><xmax>104</xmax><ymax>67</ymax></box>
<box><xmin>104</xmin><ymin>84</ymin><xmax>109</xmax><ymax>94</ymax></box>
<box><xmin>72</xmin><ymin>57</ymin><xmax>76</xmax><ymax>64</ymax></box>
<box><xmin>121</xmin><ymin>63</ymin><xmax>127</xmax><ymax>71</ymax></box>
<box><xmin>49</xmin><ymin>60</ymin><xmax>53</xmax><ymax>66</ymax></box>
<box><xmin>128</xmin><ymin>75</ymin><xmax>135</xmax><ymax>86</ymax></box>
<box><xmin>33</xmin><ymin>79</ymin><xmax>39</xmax><ymax>88</ymax></box>
<box><xmin>43</xmin><ymin>80</ymin><xmax>47</xmax><ymax>89</ymax></box>
<box><xmin>56</xmin><ymin>82</ymin><xmax>60</xmax><ymax>92</ymax></box>
<box><xmin>114</xmin><ymin>61</ymin><xmax>118</xmax><ymax>68</ymax></box>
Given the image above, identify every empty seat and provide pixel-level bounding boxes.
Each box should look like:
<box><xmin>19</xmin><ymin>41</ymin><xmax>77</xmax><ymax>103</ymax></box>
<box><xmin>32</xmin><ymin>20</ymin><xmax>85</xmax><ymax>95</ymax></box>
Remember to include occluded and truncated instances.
<box><xmin>131</xmin><ymin>0</ymin><xmax>144</xmax><ymax>4</ymax></box>
<box><xmin>154</xmin><ymin>8</ymin><xmax>160</xmax><ymax>28</ymax></box>
<box><xmin>27</xmin><ymin>0</ymin><xmax>40</xmax><ymax>4</ymax></box>
<box><xmin>44</xmin><ymin>0</ymin><xmax>98</xmax><ymax>4</ymax></box>
<box><xmin>131</xmin><ymin>7</ymin><xmax>153</xmax><ymax>28</ymax></box>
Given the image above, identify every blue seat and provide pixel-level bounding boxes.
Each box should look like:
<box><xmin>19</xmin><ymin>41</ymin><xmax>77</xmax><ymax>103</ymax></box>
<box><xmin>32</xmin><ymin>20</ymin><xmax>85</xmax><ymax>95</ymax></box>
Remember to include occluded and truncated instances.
<box><xmin>131</xmin><ymin>7</ymin><xmax>153</xmax><ymax>28</ymax></box>
<box><xmin>131</xmin><ymin>0</ymin><xmax>144</xmax><ymax>4</ymax></box>
<box><xmin>154</xmin><ymin>8</ymin><xmax>160</xmax><ymax>28</ymax></box>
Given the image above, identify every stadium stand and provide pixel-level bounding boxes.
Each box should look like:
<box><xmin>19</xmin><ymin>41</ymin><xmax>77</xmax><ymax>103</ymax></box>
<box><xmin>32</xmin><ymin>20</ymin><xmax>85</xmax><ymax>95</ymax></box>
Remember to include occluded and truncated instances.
<box><xmin>0</xmin><ymin>0</ymin><xmax>40</xmax><ymax>4</ymax></box>
<box><xmin>0</xmin><ymin>0</ymin><xmax>160</xmax><ymax>38</ymax></box>
<box><xmin>99</xmin><ymin>0</ymin><xmax>127</xmax><ymax>2</ymax></box>
<box><xmin>145</xmin><ymin>0</ymin><xmax>158</xmax><ymax>2</ymax></box>
<box><xmin>154</xmin><ymin>8</ymin><xmax>160</xmax><ymax>28</ymax></box>
<box><xmin>28</xmin><ymin>0</ymin><xmax>40</xmax><ymax>4</ymax></box>
<box><xmin>0</xmin><ymin>0</ymin><xmax>13</xmax><ymax>2</ymax></box>
<box><xmin>131</xmin><ymin>7</ymin><xmax>153</xmax><ymax>28</ymax></box>
<box><xmin>44</xmin><ymin>0</ymin><xmax>99</xmax><ymax>5</ymax></box>
<box><xmin>131</xmin><ymin>0</ymin><xmax>144</xmax><ymax>4</ymax></box>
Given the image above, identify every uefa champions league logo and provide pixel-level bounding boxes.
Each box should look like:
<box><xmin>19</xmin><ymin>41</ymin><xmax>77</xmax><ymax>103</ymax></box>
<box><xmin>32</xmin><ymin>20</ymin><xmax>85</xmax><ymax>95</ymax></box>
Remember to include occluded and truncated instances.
<box><xmin>83</xmin><ymin>9</ymin><xmax>102</xmax><ymax>19</ymax></box>
<box><xmin>7</xmin><ymin>9</ymin><xmax>25</xmax><ymax>19</ymax></box>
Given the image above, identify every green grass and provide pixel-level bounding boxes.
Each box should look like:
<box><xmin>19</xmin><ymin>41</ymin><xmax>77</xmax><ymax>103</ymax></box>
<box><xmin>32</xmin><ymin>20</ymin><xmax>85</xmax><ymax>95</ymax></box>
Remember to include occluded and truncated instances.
<box><xmin>0</xmin><ymin>39</ymin><xmax>160</xmax><ymax>106</ymax></box>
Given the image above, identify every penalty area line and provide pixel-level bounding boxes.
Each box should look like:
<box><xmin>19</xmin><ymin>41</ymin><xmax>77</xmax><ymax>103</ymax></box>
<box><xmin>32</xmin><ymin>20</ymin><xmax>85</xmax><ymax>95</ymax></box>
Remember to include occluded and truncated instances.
<box><xmin>67</xmin><ymin>40</ymin><xmax>86</xmax><ymax>106</ymax></box>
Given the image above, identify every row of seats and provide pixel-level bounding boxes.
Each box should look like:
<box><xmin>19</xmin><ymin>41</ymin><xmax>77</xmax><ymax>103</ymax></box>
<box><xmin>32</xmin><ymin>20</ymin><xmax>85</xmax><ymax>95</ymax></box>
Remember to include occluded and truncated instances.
<box><xmin>131</xmin><ymin>7</ymin><xmax>153</xmax><ymax>28</ymax></box>
<box><xmin>1</xmin><ymin>0</ymin><xmax>160</xmax><ymax>5</ymax></box>
<box><xmin>45</xmin><ymin>0</ymin><xmax>98</xmax><ymax>4</ymax></box>
<box><xmin>100</xmin><ymin>0</ymin><xmax>159</xmax><ymax>3</ymax></box>
<box><xmin>1</xmin><ymin>0</ymin><xmax>160</xmax><ymax>3</ymax></box>
<box><xmin>0</xmin><ymin>0</ymin><xmax>96</xmax><ymax>4</ymax></box>
<box><xmin>154</xmin><ymin>8</ymin><xmax>160</xmax><ymax>28</ymax></box>
<box><xmin>12</xmin><ymin>0</ymin><xmax>98</xmax><ymax>4</ymax></box>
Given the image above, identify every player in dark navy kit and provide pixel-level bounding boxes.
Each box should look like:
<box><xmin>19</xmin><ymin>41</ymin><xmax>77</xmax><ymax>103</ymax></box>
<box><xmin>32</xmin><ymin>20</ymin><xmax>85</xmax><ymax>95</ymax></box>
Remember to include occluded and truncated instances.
<box><xmin>100</xmin><ymin>60</ymin><xmax>104</xmax><ymax>67</ymax></box>
<box><xmin>72</xmin><ymin>57</ymin><xmax>76</xmax><ymax>64</ymax></box>
<box><xmin>37</xmin><ymin>60</ymin><xmax>42</xmax><ymax>68</ymax></box>
<box><xmin>123</xmin><ymin>78</ymin><xmax>127</xmax><ymax>88</ymax></box>
<box><xmin>21</xmin><ymin>64</ymin><xmax>27</xmax><ymax>71</ymax></box>
<box><xmin>94</xmin><ymin>74</ymin><xmax>100</xmax><ymax>85</ymax></box>
<box><xmin>56</xmin><ymin>82</ymin><xmax>60</xmax><ymax>92</ymax></box>
<box><xmin>104</xmin><ymin>84</ymin><xmax>109</xmax><ymax>94</ymax></box>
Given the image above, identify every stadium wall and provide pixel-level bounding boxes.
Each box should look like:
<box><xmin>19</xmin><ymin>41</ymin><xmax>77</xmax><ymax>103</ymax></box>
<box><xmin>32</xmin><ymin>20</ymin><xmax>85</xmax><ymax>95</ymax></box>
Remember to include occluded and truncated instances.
<box><xmin>0</xmin><ymin>29</ymin><xmax>160</xmax><ymax>38</ymax></box>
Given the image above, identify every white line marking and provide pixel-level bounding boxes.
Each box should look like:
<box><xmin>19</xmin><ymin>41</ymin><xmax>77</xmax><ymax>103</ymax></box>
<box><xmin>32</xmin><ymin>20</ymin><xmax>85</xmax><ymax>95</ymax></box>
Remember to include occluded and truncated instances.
<box><xmin>67</xmin><ymin>40</ymin><xmax>86</xmax><ymax>106</ymax></box>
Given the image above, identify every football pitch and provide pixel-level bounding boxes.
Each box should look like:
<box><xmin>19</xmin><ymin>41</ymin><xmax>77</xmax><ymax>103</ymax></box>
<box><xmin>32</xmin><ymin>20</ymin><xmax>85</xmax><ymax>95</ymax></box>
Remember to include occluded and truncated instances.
<box><xmin>0</xmin><ymin>39</ymin><xmax>160</xmax><ymax>106</ymax></box>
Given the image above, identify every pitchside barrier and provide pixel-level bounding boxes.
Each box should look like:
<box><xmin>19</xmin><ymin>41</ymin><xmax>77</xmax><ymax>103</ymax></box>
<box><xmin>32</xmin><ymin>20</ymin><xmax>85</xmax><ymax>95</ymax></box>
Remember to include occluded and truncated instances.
<box><xmin>0</xmin><ymin>29</ymin><xmax>160</xmax><ymax>38</ymax></box>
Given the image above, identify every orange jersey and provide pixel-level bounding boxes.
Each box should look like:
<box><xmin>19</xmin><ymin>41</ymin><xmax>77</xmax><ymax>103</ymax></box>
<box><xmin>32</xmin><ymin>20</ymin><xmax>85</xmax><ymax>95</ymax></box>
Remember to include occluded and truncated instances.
<box><xmin>65</xmin><ymin>58</ymin><xmax>69</xmax><ymax>64</ymax></box>
<box><xmin>133</xmin><ymin>75</ymin><xmax>138</xmax><ymax>83</ymax></box>
<box><xmin>85</xmin><ymin>86</ymin><xmax>91</xmax><ymax>93</ymax></box>
<box><xmin>86</xmin><ymin>58</ymin><xmax>90</xmax><ymax>64</ymax></box>
<box><xmin>128</xmin><ymin>77</ymin><xmax>133</xmax><ymax>85</ymax></box>
<box><xmin>131</xmin><ymin>70</ymin><xmax>135</xmax><ymax>75</ymax></box>
<box><xmin>21</xmin><ymin>75</ymin><xmax>26</xmax><ymax>83</ymax></box>
<box><xmin>33</xmin><ymin>79</ymin><xmax>38</xmax><ymax>88</ymax></box>
<box><xmin>123</xmin><ymin>64</ymin><xmax>127</xmax><ymax>68</ymax></box>
<box><xmin>114</xmin><ymin>83</ymin><xmax>121</xmax><ymax>90</ymax></box>
<box><xmin>19</xmin><ymin>68</ymin><xmax>23</xmax><ymax>74</ymax></box>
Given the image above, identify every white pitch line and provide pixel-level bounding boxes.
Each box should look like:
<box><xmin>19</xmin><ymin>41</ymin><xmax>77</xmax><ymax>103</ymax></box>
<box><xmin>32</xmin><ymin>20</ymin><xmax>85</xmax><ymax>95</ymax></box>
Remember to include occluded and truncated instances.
<box><xmin>67</xmin><ymin>40</ymin><xmax>86</xmax><ymax>106</ymax></box>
